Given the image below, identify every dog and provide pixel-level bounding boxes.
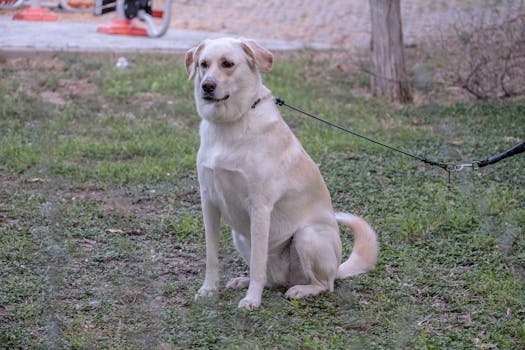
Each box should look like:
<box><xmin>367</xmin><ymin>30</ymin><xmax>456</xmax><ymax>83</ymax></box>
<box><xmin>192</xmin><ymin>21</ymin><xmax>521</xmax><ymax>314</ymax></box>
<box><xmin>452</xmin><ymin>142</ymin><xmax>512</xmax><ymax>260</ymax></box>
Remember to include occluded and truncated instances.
<box><xmin>185</xmin><ymin>37</ymin><xmax>378</xmax><ymax>309</ymax></box>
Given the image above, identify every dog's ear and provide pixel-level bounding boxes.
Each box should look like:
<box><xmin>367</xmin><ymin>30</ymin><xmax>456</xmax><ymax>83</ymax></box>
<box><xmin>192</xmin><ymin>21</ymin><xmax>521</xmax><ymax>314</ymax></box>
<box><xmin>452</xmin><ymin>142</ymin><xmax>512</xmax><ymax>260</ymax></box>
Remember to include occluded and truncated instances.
<box><xmin>185</xmin><ymin>41</ymin><xmax>206</xmax><ymax>79</ymax></box>
<box><xmin>184</xmin><ymin>47</ymin><xmax>197</xmax><ymax>79</ymax></box>
<box><xmin>240</xmin><ymin>39</ymin><xmax>273</xmax><ymax>72</ymax></box>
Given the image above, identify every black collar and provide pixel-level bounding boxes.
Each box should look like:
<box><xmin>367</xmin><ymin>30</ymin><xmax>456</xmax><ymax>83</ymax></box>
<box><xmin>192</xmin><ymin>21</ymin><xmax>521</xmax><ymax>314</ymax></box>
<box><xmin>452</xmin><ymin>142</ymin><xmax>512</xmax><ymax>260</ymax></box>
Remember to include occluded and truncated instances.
<box><xmin>251</xmin><ymin>98</ymin><xmax>262</xmax><ymax>109</ymax></box>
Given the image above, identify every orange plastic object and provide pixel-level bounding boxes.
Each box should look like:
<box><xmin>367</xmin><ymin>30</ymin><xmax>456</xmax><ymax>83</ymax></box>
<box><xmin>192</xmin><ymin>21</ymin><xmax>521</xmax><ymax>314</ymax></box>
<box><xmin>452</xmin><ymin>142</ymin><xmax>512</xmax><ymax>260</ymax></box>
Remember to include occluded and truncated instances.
<box><xmin>12</xmin><ymin>7</ymin><xmax>58</xmax><ymax>21</ymax></box>
<box><xmin>151</xmin><ymin>9</ymin><xmax>163</xmax><ymax>18</ymax></box>
<box><xmin>97</xmin><ymin>19</ymin><xmax>148</xmax><ymax>36</ymax></box>
<box><xmin>67</xmin><ymin>0</ymin><xmax>92</xmax><ymax>8</ymax></box>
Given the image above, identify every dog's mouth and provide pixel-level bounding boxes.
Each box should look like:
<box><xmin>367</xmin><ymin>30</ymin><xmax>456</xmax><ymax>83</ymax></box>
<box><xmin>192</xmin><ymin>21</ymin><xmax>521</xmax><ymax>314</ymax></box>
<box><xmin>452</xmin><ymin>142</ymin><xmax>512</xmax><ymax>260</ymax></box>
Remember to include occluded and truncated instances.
<box><xmin>202</xmin><ymin>94</ymin><xmax>230</xmax><ymax>103</ymax></box>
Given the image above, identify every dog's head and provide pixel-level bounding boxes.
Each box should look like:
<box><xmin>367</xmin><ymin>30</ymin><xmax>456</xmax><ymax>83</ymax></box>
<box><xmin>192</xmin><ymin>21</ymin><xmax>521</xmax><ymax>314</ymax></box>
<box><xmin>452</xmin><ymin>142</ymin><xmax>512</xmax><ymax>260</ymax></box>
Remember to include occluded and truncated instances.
<box><xmin>185</xmin><ymin>37</ymin><xmax>273</xmax><ymax>123</ymax></box>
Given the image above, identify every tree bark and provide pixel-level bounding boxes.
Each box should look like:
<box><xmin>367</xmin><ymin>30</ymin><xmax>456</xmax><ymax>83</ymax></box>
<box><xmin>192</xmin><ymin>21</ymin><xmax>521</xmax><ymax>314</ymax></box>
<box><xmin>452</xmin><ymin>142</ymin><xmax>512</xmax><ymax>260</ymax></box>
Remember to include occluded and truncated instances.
<box><xmin>369</xmin><ymin>0</ymin><xmax>413</xmax><ymax>103</ymax></box>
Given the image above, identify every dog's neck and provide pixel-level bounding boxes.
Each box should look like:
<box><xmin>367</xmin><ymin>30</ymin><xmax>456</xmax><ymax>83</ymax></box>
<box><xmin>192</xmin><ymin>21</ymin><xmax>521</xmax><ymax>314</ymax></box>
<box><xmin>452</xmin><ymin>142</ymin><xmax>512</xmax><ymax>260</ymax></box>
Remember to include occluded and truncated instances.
<box><xmin>199</xmin><ymin>84</ymin><xmax>276</xmax><ymax>146</ymax></box>
<box><xmin>251</xmin><ymin>85</ymin><xmax>272</xmax><ymax>110</ymax></box>
<box><xmin>200</xmin><ymin>84</ymin><xmax>272</xmax><ymax>125</ymax></box>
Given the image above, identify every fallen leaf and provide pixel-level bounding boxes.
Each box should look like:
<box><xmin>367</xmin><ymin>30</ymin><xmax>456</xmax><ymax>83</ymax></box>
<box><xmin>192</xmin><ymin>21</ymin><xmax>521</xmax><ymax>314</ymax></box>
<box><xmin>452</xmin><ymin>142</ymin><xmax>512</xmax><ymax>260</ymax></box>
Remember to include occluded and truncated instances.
<box><xmin>449</xmin><ymin>140</ymin><xmax>464</xmax><ymax>146</ymax></box>
<box><xmin>106</xmin><ymin>228</ymin><xmax>124</xmax><ymax>234</ymax></box>
<box><xmin>336</xmin><ymin>63</ymin><xmax>349</xmax><ymax>72</ymax></box>
<box><xmin>106</xmin><ymin>228</ymin><xmax>144</xmax><ymax>236</ymax></box>
<box><xmin>411</xmin><ymin>118</ymin><xmax>421</xmax><ymax>126</ymax></box>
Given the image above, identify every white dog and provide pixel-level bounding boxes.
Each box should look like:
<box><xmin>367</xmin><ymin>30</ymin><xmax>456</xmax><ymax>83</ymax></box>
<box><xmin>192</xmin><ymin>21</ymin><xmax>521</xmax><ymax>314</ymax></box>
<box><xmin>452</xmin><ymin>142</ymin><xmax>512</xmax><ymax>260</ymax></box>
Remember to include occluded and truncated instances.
<box><xmin>185</xmin><ymin>37</ymin><xmax>378</xmax><ymax>309</ymax></box>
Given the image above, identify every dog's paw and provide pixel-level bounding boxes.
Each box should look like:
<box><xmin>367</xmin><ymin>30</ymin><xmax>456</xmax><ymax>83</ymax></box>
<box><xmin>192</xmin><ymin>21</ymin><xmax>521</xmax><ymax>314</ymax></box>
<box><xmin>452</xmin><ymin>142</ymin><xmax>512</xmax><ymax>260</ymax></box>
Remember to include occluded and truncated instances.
<box><xmin>194</xmin><ymin>286</ymin><xmax>217</xmax><ymax>301</ymax></box>
<box><xmin>285</xmin><ymin>284</ymin><xmax>325</xmax><ymax>299</ymax></box>
<box><xmin>226</xmin><ymin>277</ymin><xmax>250</xmax><ymax>290</ymax></box>
<box><xmin>285</xmin><ymin>286</ymin><xmax>309</xmax><ymax>299</ymax></box>
<box><xmin>238</xmin><ymin>295</ymin><xmax>261</xmax><ymax>310</ymax></box>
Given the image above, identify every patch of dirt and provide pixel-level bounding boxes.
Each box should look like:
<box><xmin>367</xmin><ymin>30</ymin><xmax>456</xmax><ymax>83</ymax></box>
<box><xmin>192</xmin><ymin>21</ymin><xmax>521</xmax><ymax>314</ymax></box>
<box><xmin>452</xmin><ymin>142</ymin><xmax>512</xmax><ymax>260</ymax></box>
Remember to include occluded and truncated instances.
<box><xmin>61</xmin><ymin>187</ymin><xmax>168</xmax><ymax>220</ymax></box>
<box><xmin>39</xmin><ymin>78</ymin><xmax>98</xmax><ymax>105</ymax></box>
<box><xmin>40</xmin><ymin>90</ymin><xmax>66</xmax><ymax>105</ymax></box>
<box><xmin>59</xmin><ymin>78</ymin><xmax>98</xmax><ymax>96</ymax></box>
<box><xmin>62</xmin><ymin>187</ymin><xmax>107</xmax><ymax>201</ymax></box>
<box><xmin>3</xmin><ymin>56</ymin><xmax>65</xmax><ymax>72</ymax></box>
<box><xmin>135</xmin><ymin>92</ymin><xmax>175</xmax><ymax>109</ymax></box>
<box><xmin>3</xmin><ymin>57</ymin><xmax>101</xmax><ymax>109</ymax></box>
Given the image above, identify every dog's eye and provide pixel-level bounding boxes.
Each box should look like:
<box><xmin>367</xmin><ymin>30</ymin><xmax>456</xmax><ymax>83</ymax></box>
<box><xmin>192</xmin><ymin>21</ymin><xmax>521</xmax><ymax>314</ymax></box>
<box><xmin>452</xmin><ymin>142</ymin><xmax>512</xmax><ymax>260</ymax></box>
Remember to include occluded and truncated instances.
<box><xmin>222</xmin><ymin>60</ymin><xmax>235</xmax><ymax>69</ymax></box>
<box><xmin>200</xmin><ymin>61</ymin><xmax>209</xmax><ymax>69</ymax></box>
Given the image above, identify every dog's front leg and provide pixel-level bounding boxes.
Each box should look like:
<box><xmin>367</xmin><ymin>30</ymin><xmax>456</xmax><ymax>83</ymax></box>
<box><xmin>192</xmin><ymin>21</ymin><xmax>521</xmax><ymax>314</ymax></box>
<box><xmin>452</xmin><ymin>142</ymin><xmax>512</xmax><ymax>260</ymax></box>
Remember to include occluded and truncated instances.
<box><xmin>195</xmin><ymin>200</ymin><xmax>221</xmax><ymax>300</ymax></box>
<box><xmin>238</xmin><ymin>205</ymin><xmax>271</xmax><ymax>309</ymax></box>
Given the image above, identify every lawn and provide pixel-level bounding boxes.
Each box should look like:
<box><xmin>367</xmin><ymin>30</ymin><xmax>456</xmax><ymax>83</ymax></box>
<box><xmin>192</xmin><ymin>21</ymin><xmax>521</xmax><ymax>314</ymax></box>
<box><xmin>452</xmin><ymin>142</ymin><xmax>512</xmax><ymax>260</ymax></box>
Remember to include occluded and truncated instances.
<box><xmin>0</xmin><ymin>51</ymin><xmax>524</xmax><ymax>349</ymax></box>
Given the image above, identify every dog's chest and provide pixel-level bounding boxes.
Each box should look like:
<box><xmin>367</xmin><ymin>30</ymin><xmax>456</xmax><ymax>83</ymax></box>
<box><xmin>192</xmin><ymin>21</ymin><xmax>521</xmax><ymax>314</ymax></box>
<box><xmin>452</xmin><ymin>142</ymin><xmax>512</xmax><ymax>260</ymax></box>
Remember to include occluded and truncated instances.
<box><xmin>198</xmin><ymin>150</ymin><xmax>252</xmax><ymax>229</ymax></box>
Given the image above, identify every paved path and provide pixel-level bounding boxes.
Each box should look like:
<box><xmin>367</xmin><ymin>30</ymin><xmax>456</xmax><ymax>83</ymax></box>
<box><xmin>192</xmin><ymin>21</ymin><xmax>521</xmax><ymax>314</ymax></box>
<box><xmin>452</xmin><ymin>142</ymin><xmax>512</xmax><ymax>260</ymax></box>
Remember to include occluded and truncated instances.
<box><xmin>1</xmin><ymin>0</ymin><xmax>523</xmax><ymax>53</ymax></box>
<box><xmin>0</xmin><ymin>17</ymin><xmax>319</xmax><ymax>53</ymax></box>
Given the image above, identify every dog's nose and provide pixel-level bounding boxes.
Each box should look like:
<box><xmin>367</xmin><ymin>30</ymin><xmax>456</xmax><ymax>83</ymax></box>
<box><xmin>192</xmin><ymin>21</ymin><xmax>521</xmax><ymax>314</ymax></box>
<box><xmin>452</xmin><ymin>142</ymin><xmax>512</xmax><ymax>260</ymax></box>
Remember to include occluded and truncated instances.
<box><xmin>201</xmin><ymin>80</ymin><xmax>216</xmax><ymax>94</ymax></box>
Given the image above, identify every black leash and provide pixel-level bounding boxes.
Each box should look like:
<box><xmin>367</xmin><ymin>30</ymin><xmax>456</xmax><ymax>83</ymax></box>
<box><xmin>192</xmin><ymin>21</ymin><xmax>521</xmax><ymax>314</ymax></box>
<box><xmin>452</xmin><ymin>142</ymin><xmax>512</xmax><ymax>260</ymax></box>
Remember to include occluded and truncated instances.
<box><xmin>274</xmin><ymin>97</ymin><xmax>524</xmax><ymax>183</ymax></box>
<box><xmin>477</xmin><ymin>142</ymin><xmax>525</xmax><ymax>167</ymax></box>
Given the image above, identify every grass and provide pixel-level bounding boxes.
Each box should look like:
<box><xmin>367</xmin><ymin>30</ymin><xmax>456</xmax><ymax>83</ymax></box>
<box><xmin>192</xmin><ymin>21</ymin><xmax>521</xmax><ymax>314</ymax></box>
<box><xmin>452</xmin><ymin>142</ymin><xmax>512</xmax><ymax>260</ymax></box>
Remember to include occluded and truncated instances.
<box><xmin>0</xmin><ymin>51</ymin><xmax>524</xmax><ymax>350</ymax></box>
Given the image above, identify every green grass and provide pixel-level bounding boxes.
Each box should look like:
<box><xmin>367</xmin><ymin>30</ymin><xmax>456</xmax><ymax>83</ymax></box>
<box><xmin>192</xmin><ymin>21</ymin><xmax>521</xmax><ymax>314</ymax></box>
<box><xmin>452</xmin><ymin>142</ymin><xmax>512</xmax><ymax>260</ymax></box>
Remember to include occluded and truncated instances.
<box><xmin>0</xmin><ymin>52</ymin><xmax>524</xmax><ymax>349</ymax></box>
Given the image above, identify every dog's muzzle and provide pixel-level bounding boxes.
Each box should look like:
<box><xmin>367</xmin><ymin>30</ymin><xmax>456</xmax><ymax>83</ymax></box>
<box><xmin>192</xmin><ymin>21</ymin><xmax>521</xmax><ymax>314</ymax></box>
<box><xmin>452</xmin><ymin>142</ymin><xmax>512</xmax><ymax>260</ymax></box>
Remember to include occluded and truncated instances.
<box><xmin>201</xmin><ymin>78</ymin><xmax>230</xmax><ymax>103</ymax></box>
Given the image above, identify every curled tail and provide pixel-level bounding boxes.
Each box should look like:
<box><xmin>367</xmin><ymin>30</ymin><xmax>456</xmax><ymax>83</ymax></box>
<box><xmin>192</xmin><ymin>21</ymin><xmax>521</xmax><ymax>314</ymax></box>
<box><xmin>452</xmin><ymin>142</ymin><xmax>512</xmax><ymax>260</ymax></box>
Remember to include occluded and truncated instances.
<box><xmin>335</xmin><ymin>212</ymin><xmax>379</xmax><ymax>279</ymax></box>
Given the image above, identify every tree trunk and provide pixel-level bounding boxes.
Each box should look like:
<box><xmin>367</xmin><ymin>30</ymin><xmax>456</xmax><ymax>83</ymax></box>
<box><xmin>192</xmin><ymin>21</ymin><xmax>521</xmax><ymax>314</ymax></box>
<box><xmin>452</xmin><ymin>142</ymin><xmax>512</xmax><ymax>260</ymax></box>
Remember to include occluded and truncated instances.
<box><xmin>369</xmin><ymin>0</ymin><xmax>412</xmax><ymax>103</ymax></box>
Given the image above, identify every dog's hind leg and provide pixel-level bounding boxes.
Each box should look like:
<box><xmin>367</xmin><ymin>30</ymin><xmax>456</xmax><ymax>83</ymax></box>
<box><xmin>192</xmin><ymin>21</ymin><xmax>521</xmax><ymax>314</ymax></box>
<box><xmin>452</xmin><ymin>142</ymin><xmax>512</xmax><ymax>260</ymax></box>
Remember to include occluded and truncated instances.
<box><xmin>285</xmin><ymin>225</ymin><xmax>340</xmax><ymax>299</ymax></box>
<box><xmin>226</xmin><ymin>230</ymin><xmax>251</xmax><ymax>290</ymax></box>
<box><xmin>232</xmin><ymin>230</ymin><xmax>251</xmax><ymax>262</ymax></box>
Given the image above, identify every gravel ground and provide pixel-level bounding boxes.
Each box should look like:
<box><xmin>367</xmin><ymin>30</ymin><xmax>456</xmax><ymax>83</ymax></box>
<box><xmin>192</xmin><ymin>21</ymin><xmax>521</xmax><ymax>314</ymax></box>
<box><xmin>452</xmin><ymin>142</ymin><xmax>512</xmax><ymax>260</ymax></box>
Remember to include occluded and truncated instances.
<box><xmin>170</xmin><ymin>0</ymin><xmax>524</xmax><ymax>47</ymax></box>
<box><xmin>1</xmin><ymin>0</ymin><xmax>524</xmax><ymax>48</ymax></box>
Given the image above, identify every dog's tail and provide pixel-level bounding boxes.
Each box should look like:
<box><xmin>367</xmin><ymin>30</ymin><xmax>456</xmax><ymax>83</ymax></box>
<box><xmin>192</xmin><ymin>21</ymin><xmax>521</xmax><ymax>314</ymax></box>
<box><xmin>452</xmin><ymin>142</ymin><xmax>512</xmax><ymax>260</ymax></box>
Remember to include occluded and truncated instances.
<box><xmin>335</xmin><ymin>212</ymin><xmax>378</xmax><ymax>279</ymax></box>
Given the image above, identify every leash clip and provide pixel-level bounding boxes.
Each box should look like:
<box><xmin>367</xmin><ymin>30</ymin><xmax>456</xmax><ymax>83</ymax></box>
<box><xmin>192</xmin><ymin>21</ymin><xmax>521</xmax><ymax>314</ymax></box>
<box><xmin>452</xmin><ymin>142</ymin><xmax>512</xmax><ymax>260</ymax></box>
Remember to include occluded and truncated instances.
<box><xmin>453</xmin><ymin>163</ymin><xmax>478</xmax><ymax>172</ymax></box>
<box><xmin>275</xmin><ymin>97</ymin><xmax>285</xmax><ymax>106</ymax></box>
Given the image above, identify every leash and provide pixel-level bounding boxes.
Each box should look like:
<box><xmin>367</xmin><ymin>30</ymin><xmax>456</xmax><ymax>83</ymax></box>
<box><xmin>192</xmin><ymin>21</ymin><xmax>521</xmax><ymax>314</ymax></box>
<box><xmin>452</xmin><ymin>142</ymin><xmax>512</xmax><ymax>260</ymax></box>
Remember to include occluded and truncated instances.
<box><xmin>274</xmin><ymin>97</ymin><xmax>524</xmax><ymax>184</ymax></box>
